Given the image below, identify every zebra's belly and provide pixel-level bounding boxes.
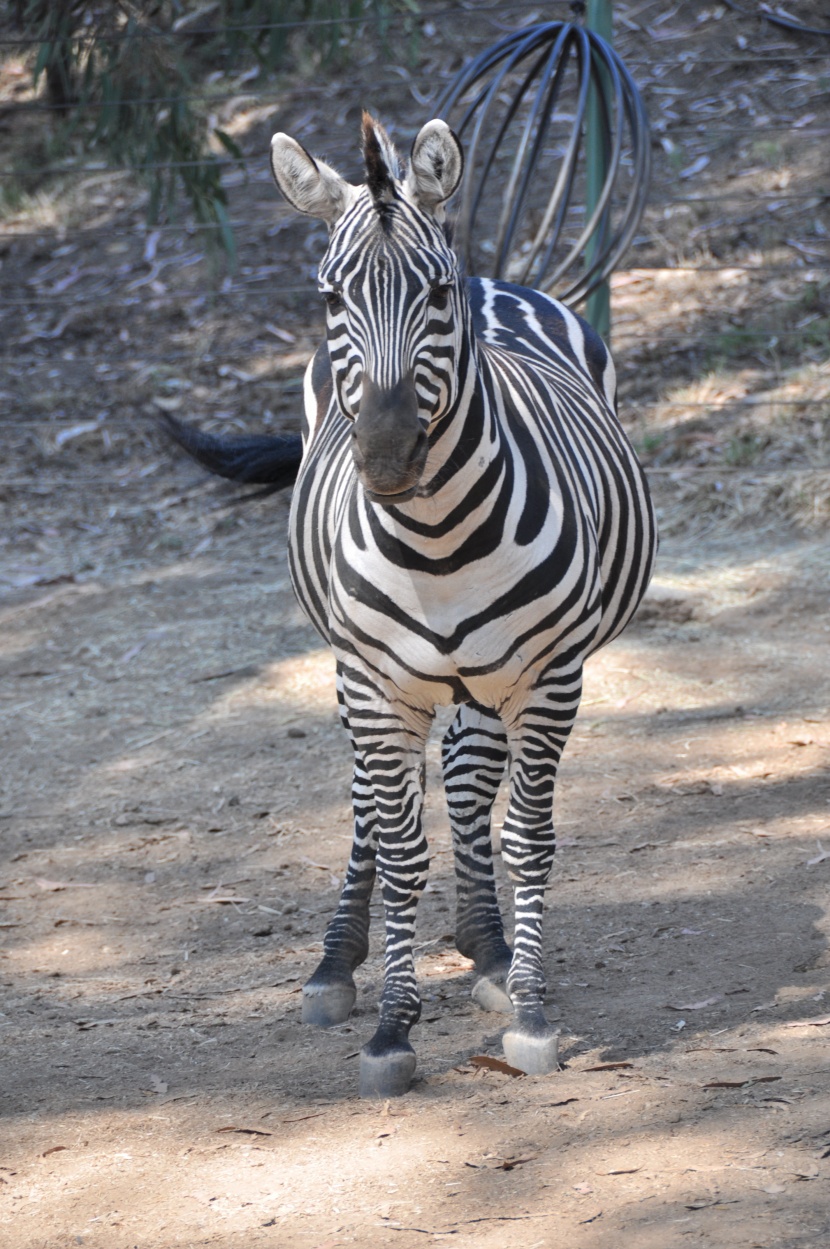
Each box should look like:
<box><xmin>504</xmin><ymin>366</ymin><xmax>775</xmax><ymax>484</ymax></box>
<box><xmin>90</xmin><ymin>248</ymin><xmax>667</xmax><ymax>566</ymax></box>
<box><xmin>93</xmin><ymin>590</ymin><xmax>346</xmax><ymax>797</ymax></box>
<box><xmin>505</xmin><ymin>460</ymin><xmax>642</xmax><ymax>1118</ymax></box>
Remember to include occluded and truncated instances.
<box><xmin>331</xmin><ymin>613</ymin><xmax>534</xmax><ymax>711</ymax></box>
<box><xmin>330</xmin><ymin>564</ymin><xmax>601</xmax><ymax>714</ymax></box>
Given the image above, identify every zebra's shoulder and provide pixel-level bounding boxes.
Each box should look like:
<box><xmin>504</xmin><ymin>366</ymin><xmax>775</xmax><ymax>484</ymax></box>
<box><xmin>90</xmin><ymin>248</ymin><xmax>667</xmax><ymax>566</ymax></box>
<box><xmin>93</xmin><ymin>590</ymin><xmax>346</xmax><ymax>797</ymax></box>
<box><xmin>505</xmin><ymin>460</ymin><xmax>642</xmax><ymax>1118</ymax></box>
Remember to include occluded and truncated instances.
<box><xmin>467</xmin><ymin>277</ymin><xmax>617</xmax><ymax>412</ymax></box>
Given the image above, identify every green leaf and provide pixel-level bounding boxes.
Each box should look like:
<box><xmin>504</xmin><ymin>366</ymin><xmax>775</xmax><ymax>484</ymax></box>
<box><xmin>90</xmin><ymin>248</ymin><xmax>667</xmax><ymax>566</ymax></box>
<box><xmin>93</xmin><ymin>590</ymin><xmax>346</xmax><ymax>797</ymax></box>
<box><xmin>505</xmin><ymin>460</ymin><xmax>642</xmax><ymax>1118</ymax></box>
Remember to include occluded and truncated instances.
<box><xmin>213</xmin><ymin>129</ymin><xmax>245</xmax><ymax>162</ymax></box>
<box><xmin>213</xmin><ymin>197</ymin><xmax>236</xmax><ymax>268</ymax></box>
<box><xmin>33</xmin><ymin>41</ymin><xmax>52</xmax><ymax>82</ymax></box>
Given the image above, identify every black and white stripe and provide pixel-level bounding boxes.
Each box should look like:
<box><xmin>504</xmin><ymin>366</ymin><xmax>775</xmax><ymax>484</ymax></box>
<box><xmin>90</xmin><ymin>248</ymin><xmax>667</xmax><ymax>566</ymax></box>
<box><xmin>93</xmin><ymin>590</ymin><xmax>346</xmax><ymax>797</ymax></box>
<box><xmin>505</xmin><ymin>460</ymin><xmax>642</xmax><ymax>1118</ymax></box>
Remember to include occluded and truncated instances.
<box><xmin>170</xmin><ymin>115</ymin><xmax>656</xmax><ymax>1096</ymax></box>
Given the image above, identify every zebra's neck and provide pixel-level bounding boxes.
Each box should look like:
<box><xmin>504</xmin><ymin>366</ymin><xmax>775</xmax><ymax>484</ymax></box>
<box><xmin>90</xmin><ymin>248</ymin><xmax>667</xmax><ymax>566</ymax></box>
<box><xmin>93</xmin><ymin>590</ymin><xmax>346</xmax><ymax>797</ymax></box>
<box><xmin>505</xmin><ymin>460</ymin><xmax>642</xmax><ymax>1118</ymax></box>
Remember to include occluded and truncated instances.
<box><xmin>400</xmin><ymin>305</ymin><xmax>504</xmax><ymax>524</ymax></box>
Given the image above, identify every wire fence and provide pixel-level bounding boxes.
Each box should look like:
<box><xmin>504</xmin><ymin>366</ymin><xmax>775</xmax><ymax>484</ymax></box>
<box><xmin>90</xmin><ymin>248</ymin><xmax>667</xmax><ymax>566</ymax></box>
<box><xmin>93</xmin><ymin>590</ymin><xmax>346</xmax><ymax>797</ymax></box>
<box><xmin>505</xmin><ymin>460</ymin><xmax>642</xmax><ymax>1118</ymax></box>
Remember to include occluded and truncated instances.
<box><xmin>1</xmin><ymin>2</ymin><xmax>829</xmax><ymax>454</ymax></box>
<box><xmin>1</xmin><ymin>0</ymin><xmax>827</xmax><ymax>48</ymax></box>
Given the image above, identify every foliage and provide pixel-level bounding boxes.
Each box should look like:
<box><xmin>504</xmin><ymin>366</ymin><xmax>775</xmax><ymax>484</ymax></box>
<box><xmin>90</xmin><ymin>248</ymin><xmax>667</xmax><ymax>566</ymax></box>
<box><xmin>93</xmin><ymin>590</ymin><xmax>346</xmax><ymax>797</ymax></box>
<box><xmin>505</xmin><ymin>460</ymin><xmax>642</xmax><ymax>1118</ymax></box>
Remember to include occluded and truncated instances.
<box><xmin>13</xmin><ymin>1</ymin><xmax>403</xmax><ymax>262</ymax></box>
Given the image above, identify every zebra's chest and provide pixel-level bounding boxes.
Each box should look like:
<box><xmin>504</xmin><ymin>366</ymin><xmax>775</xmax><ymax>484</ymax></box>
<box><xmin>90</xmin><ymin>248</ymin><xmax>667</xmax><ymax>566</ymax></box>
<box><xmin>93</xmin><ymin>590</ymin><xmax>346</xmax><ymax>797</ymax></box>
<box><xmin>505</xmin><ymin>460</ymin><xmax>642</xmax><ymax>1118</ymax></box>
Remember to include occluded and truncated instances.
<box><xmin>326</xmin><ymin>516</ymin><xmax>599</xmax><ymax>707</ymax></box>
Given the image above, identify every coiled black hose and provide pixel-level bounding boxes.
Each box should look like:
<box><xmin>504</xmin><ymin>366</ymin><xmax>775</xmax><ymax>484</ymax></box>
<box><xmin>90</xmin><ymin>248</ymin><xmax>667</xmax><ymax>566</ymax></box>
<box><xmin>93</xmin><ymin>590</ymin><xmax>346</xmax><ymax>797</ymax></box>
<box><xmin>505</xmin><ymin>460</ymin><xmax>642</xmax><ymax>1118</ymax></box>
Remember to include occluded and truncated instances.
<box><xmin>436</xmin><ymin>19</ymin><xmax>650</xmax><ymax>306</ymax></box>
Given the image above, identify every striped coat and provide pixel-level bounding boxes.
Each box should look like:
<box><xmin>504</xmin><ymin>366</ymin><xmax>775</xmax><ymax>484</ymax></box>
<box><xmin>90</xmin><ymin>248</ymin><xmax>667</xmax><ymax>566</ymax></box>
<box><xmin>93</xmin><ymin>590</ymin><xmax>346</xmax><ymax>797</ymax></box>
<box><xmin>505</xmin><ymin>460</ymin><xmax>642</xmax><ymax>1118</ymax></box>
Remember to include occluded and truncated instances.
<box><xmin>168</xmin><ymin>114</ymin><xmax>656</xmax><ymax>1097</ymax></box>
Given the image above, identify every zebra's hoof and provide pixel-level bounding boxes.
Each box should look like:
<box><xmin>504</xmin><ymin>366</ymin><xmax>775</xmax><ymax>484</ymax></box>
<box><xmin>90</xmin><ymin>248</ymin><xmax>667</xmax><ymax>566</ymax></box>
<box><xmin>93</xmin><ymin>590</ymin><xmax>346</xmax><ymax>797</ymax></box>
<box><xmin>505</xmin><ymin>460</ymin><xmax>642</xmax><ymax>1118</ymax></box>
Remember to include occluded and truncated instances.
<box><xmin>471</xmin><ymin>975</ymin><xmax>512</xmax><ymax>1014</ymax></box>
<box><xmin>502</xmin><ymin>1024</ymin><xmax>560</xmax><ymax>1075</ymax></box>
<box><xmin>359</xmin><ymin>1044</ymin><xmax>417</xmax><ymax>1098</ymax></box>
<box><xmin>301</xmin><ymin>981</ymin><xmax>356</xmax><ymax>1027</ymax></box>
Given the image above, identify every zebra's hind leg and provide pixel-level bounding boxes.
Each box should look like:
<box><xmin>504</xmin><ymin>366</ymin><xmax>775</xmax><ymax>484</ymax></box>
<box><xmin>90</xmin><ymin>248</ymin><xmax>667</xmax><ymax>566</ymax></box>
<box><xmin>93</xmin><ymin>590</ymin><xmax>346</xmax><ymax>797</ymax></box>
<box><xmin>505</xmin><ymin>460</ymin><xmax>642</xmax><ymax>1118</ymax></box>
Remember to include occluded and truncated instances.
<box><xmin>302</xmin><ymin>692</ymin><xmax>377</xmax><ymax>1027</ymax></box>
<box><xmin>442</xmin><ymin>704</ymin><xmax>512</xmax><ymax>1014</ymax></box>
<box><xmin>499</xmin><ymin>666</ymin><xmax>584</xmax><ymax>1075</ymax></box>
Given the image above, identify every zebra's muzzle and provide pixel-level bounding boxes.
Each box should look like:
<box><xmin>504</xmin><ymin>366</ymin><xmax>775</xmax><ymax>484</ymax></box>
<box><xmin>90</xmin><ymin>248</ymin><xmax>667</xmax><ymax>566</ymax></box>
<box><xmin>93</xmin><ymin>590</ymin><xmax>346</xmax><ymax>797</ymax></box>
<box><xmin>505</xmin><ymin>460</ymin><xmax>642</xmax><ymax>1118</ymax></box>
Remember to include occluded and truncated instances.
<box><xmin>351</xmin><ymin>374</ymin><xmax>428</xmax><ymax>507</ymax></box>
<box><xmin>361</xmin><ymin>482</ymin><xmax>421</xmax><ymax>505</ymax></box>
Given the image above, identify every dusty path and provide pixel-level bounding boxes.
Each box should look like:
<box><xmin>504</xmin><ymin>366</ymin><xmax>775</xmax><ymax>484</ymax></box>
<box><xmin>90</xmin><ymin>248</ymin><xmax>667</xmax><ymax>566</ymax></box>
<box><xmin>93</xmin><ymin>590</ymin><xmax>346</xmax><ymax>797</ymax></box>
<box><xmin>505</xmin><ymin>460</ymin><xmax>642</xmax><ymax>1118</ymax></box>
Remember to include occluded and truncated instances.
<box><xmin>1</xmin><ymin>490</ymin><xmax>828</xmax><ymax>1249</ymax></box>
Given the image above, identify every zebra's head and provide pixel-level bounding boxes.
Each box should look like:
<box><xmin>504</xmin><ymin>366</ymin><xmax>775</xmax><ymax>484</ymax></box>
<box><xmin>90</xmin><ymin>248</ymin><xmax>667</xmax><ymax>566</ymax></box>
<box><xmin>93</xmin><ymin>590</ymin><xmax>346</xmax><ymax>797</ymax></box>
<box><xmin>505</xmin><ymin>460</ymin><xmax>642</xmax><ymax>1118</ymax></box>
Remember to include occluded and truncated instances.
<box><xmin>270</xmin><ymin>114</ymin><xmax>465</xmax><ymax>505</ymax></box>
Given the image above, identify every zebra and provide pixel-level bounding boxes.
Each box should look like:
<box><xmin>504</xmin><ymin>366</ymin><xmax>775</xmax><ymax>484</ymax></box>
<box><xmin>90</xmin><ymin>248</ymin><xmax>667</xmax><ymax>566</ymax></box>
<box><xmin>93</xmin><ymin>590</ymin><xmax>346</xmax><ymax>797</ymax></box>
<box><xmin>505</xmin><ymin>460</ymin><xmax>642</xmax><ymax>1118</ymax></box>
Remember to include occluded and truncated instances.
<box><xmin>166</xmin><ymin>113</ymin><xmax>656</xmax><ymax>1098</ymax></box>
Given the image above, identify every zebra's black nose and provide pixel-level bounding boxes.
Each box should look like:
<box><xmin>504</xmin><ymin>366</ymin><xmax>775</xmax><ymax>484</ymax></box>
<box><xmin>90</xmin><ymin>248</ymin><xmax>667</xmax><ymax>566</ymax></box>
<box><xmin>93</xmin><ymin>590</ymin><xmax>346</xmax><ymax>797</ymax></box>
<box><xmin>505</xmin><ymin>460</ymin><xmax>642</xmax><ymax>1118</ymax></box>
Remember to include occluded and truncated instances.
<box><xmin>352</xmin><ymin>374</ymin><xmax>428</xmax><ymax>504</ymax></box>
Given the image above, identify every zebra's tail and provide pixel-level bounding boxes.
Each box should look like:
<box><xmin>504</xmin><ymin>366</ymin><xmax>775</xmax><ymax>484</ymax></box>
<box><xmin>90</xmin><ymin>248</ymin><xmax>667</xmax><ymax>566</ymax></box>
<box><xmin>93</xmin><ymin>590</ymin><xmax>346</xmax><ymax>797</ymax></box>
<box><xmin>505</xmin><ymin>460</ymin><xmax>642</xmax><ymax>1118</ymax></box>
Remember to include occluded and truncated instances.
<box><xmin>160</xmin><ymin>412</ymin><xmax>302</xmax><ymax>492</ymax></box>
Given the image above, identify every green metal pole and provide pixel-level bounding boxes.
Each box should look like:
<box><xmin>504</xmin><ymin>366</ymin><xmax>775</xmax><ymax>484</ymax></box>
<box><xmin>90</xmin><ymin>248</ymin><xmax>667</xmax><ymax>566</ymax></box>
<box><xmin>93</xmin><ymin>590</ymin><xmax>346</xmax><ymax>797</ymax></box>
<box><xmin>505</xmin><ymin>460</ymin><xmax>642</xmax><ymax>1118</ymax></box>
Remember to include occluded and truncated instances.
<box><xmin>585</xmin><ymin>0</ymin><xmax>612</xmax><ymax>341</ymax></box>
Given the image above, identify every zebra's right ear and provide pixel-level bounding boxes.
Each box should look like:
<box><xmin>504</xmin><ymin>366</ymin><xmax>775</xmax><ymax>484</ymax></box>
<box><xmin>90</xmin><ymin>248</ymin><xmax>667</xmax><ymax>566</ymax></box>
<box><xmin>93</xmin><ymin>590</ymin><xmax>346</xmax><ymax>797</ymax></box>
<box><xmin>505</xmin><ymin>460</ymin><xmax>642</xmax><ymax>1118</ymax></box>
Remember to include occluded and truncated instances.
<box><xmin>270</xmin><ymin>133</ymin><xmax>358</xmax><ymax>228</ymax></box>
<box><xmin>405</xmin><ymin>120</ymin><xmax>464</xmax><ymax>216</ymax></box>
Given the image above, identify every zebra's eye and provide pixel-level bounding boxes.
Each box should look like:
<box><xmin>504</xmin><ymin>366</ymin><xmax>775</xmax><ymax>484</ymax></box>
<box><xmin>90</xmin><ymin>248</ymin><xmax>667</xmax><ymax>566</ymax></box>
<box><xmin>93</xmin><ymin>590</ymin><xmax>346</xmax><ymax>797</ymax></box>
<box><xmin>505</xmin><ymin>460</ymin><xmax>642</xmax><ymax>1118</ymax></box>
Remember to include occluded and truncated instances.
<box><xmin>323</xmin><ymin>289</ymin><xmax>343</xmax><ymax>312</ymax></box>
<box><xmin>427</xmin><ymin>283</ymin><xmax>452</xmax><ymax>310</ymax></box>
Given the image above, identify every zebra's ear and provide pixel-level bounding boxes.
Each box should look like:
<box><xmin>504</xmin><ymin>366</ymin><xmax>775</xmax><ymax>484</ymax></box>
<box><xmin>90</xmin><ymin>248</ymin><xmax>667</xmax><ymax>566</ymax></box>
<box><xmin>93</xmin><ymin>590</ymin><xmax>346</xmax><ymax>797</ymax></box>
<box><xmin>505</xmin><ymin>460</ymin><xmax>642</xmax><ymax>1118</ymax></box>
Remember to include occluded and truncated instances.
<box><xmin>270</xmin><ymin>133</ymin><xmax>358</xmax><ymax>228</ymax></box>
<box><xmin>405</xmin><ymin>120</ymin><xmax>464</xmax><ymax>215</ymax></box>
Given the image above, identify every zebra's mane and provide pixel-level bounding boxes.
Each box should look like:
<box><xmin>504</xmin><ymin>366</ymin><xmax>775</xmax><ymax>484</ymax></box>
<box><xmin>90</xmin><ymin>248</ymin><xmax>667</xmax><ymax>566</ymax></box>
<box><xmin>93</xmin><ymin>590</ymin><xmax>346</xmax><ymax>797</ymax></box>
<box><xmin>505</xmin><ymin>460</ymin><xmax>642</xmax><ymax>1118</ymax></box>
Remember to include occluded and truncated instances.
<box><xmin>361</xmin><ymin>112</ymin><xmax>400</xmax><ymax>226</ymax></box>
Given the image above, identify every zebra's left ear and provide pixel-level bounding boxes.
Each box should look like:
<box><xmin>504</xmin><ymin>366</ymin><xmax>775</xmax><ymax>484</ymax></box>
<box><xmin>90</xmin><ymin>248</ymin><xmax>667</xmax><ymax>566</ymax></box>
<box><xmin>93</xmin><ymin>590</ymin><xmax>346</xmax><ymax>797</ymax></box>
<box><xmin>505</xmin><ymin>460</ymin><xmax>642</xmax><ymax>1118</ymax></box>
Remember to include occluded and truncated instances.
<box><xmin>404</xmin><ymin>120</ymin><xmax>464</xmax><ymax>215</ymax></box>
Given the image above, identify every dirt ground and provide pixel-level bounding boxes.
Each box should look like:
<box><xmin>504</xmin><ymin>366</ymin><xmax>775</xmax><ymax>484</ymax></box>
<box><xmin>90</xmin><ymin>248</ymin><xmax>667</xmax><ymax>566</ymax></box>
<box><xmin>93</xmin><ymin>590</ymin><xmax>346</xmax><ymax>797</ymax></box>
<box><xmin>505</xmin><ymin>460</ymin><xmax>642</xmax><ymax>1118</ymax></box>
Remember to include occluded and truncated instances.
<box><xmin>1</xmin><ymin>3</ymin><xmax>830</xmax><ymax>1248</ymax></box>
<box><xmin>1</xmin><ymin>486</ymin><xmax>830</xmax><ymax>1249</ymax></box>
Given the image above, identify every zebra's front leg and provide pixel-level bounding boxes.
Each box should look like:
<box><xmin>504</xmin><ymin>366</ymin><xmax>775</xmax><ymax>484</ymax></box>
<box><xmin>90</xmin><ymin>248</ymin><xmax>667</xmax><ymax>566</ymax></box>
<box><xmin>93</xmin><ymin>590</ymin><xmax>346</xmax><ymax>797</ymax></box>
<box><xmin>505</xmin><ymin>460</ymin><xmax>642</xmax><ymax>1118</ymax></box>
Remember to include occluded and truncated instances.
<box><xmin>301</xmin><ymin>751</ymin><xmax>377</xmax><ymax>1025</ymax></box>
<box><xmin>351</xmin><ymin>702</ymin><xmax>432</xmax><ymax>1098</ymax></box>
<box><xmin>442</xmin><ymin>703</ymin><xmax>513</xmax><ymax>1013</ymax></box>
<box><xmin>499</xmin><ymin>673</ymin><xmax>582</xmax><ymax>1074</ymax></box>
<box><xmin>302</xmin><ymin>686</ymin><xmax>377</xmax><ymax>1027</ymax></box>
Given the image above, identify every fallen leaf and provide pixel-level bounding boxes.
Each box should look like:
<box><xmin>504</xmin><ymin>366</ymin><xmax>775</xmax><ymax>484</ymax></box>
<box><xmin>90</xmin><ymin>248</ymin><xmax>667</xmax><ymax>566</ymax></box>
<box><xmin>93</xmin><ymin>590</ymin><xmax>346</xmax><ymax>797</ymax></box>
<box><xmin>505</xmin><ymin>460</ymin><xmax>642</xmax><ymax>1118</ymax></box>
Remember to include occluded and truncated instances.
<box><xmin>55</xmin><ymin>421</ymin><xmax>102</xmax><ymax>447</ymax></box>
<box><xmin>192</xmin><ymin>664</ymin><xmax>259</xmax><ymax>683</ymax></box>
<box><xmin>784</xmin><ymin>1015</ymin><xmax>830</xmax><ymax>1028</ymax></box>
<box><xmin>117</xmin><ymin>629</ymin><xmax>167</xmax><ymax>665</ymax></box>
<box><xmin>496</xmin><ymin>1154</ymin><xmax>538</xmax><ymax>1171</ymax></box>
<box><xmin>679</xmin><ymin>154</ymin><xmax>710</xmax><ymax>179</ymax></box>
<box><xmin>146</xmin><ymin>1074</ymin><xmax>168</xmax><ymax>1095</ymax></box>
<box><xmin>573</xmin><ymin>1182</ymin><xmax>593</xmax><ymax>1194</ymax></box>
<box><xmin>582</xmin><ymin>1061</ymin><xmax>634</xmax><ymax>1071</ymax></box>
<box><xmin>33</xmin><ymin>878</ymin><xmax>97</xmax><ymax>892</ymax></box>
<box><xmin>805</xmin><ymin>842</ymin><xmax>830</xmax><ymax>867</ymax></box>
<box><xmin>216</xmin><ymin>1125</ymin><xmax>275</xmax><ymax>1137</ymax></box>
<box><xmin>604</xmin><ymin>1167</ymin><xmax>641</xmax><ymax>1175</ymax></box>
<box><xmin>468</xmin><ymin>1055</ymin><xmax>525</xmax><ymax>1077</ymax></box>
<box><xmin>42</xmin><ymin>1146</ymin><xmax>69</xmax><ymax>1158</ymax></box>
<box><xmin>264</xmin><ymin>322</ymin><xmax>296</xmax><ymax>343</ymax></box>
<box><xmin>686</xmin><ymin>1199</ymin><xmax>739</xmax><ymax>1210</ymax></box>
<box><xmin>35</xmin><ymin>572</ymin><xmax>75</xmax><ymax>587</ymax></box>
<box><xmin>702</xmin><ymin>1076</ymin><xmax>781</xmax><ymax>1089</ymax></box>
<box><xmin>666</xmin><ymin>996</ymin><xmax>723</xmax><ymax>1011</ymax></box>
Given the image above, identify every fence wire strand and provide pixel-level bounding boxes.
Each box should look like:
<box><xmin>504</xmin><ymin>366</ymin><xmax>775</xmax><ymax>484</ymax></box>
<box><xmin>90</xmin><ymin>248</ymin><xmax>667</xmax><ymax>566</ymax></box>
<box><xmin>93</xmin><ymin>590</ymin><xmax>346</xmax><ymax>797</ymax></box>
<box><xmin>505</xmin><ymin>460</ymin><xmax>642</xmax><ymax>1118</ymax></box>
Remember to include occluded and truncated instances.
<box><xmin>1</xmin><ymin>6</ymin><xmax>829</xmax><ymax>433</ymax></box>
